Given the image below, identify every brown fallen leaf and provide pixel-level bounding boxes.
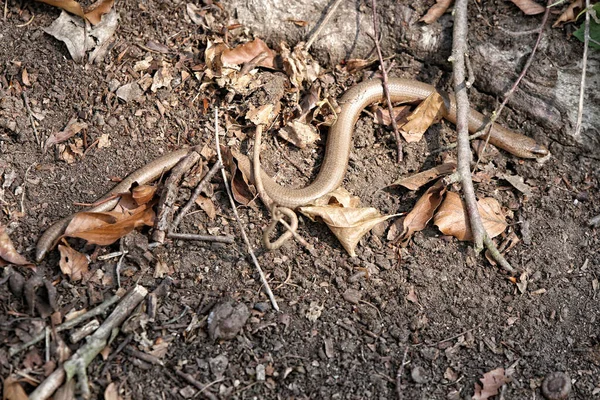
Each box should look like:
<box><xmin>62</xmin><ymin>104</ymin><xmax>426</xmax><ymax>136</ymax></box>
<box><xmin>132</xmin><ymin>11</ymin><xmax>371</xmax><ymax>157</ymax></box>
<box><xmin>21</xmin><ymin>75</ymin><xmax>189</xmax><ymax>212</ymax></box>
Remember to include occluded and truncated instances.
<box><xmin>36</xmin><ymin>0</ymin><xmax>114</xmax><ymax>25</ymax></box>
<box><xmin>221</xmin><ymin>38</ymin><xmax>276</xmax><ymax>69</ymax></box>
<box><xmin>0</xmin><ymin>224</ymin><xmax>33</xmax><ymax>267</ymax></box>
<box><xmin>104</xmin><ymin>382</ymin><xmax>122</xmax><ymax>400</ymax></box>
<box><xmin>44</xmin><ymin>116</ymin><xmax>88</xmax><ymax>153</ymax></box>
<box><xmin>374</xmin><ymin>105</ymin><xmax>410</xmax><ymax>127</ymax></box>
<box><xmin>299</xmin><ymin>188</ymin><xmax>393</xmax><ymax>257</ymax></box>
<box><xmin>388</xmin><ymin>180</ymin><xmax>447</xmax><ymax>246</ymax></box>
<box><xmin>132</xmin><ymin>184</ymin><xmax>158</xmax><ymax>206</ymax></box>
<box><xmin>344</xmin><ymin>58</ymin><xmax>379</xmax><ymax>74</ymax></box>
<box><xmin>553</xmin><ymin>0</ymin><xmax>583</xmax><ymax>27</ymax></box>
<box><xmin>246</xmin><ymin>103</ymin><xmax>278</xmax><ymax>126</ymax></box>
<box><xmin>390</xmin><ymin>162</ymin><xmax>456</xmax><ymax>191</ymax></box>
<box><xmin>2</xmin><ymin>375</ymin><xmax>28</xmax><ymax>400</ymax></box>
<box><xmin>58</xmin><ymin>243</ymin><xmax>89</xmax><ymax>281</ymax></box>
<box><xmin>280</xmin><ymin>41</ymin><xmax>321</xmax><ymax>88</ymax></box>
<box><xmin>434</xmin><ymin>191</ymin><xmax>507</xmax><ymax>241</ymax></box>
<box><xmin>195</xmin><ymin>195</ymin><xmax>217</xmax><ymax>220</ymax></box>
<box><xmin>420</xmin><ymin>0</ymin><xmax>454</xmax><ymax>24</ymax></box>
<box><xmin>509</xmin><ymin>0</ymin><xmax>545</xmax><ymax>15</ymax></box>
<box><xmin>227</xmin><ymin>147</ymin><xmax>257</xmax><ymax>206</ymax></box>
<box><xmin>63</xmin><ymin>204</ymin><xmax>155</xmax><ymax>246</ymax></box>
<box><xmin>472</xmin><ymin>367</ymin><xmax>509</xmax><ymax>400</ymax></box>
<box><xmin>278</xmin><ymin>120</ymin><xmax>320</xmax><ymax>148</ymax></box>
<box><xmin>400</xmin><ymin>92</ymin><xmax>446</xmax><ymax>143</ymax></box>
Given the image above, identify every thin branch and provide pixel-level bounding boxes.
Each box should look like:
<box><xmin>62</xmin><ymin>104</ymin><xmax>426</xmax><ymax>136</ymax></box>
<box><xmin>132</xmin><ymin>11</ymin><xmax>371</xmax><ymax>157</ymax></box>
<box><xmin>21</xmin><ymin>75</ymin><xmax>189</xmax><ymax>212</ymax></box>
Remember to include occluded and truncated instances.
<box><xmin>166</xmin><ymin>232</ymin><xmax>234</xmax><ymax>243</ymax></box>
<box><xmin>371</xmin><ymin>0</ymin><xmax>403</xmax><ymax>163</ymax></box>
<box><xmin>214</xmin><ymin>109</ymin><xmax>279</xmax><ymax>311</ymax></box>
<box><xmin>575</xmin><ymin>0</ymin><xmax>590</xmax><ymax>138</ymax></box>
<box><xmin>305</xmin><ymin>0</ymin><xmax>344</xmax><ymax>51</ymax></box>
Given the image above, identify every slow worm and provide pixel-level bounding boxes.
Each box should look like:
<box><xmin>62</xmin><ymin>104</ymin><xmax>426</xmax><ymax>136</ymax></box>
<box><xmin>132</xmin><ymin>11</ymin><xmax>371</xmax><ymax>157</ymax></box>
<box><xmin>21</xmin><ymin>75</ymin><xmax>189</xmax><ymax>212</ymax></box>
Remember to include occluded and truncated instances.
<box><xmin>36</xmin><ymin>78</ymin><xmax>548</xmax><ymax>261</ymax></box>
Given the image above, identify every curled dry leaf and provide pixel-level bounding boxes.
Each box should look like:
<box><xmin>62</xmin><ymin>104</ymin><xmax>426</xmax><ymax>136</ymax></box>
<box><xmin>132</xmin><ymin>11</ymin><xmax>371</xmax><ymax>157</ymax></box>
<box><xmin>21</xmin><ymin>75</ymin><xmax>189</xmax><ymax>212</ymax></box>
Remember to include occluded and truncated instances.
<box><xmin>388</xmin><ymin>180</ymin><xmax>446</xmax><ymax>246</ymax></box>
<box><xmin>44</xmin><ymin>116</ymin><xmax>87</xmax><ymax>153</ymax></box>
<box><xmin>553</xmin><ymin>0</ymin><xmax>583</xmax><ymax>27</ymax></box>
<box><xmin>420</xmin><ymin>0</ymin><xmax>454</xmax><ymax>24</ymax></box>
<box><xmin>400</xmin><ymin>92</ymin><xmax>446</xmax><ymax>143</ymax></box>
<box><xmin>227</xmin><ymin>147</ymin><xmax>256</xmax><ymax>206</ymax></box>
<box><xmin>433</xmin><ymin>191</ymin><xmax>507</xmax><ymax>241</ymax></box>
<box><xmin>132</xmin><ymin>184</ymin><xmax>157</xmax><ymax>205</ymax></box>
<box><xmin>509</xmin><ymin>0</ymin><xmax>545</xmax><ymax>15</ymax></box>
<box><xmin>221</xmin><ymin>38</ymin><xmax>276</xmax><ymax>69</ymax></box>
<box><xmin>472</xmin><ymin>367</ymin><xmax>509</xmax><ymax>400</ymax></box>
<box><xmin>63</xmin><ymin>204</ymin><xmax>155</xmax><ymax>246</ymax></box>
<box><xmin>280</xmin><ymin>42</ymin><xmax>321</xmax><ymax>88</ymax></box>
<box><xmin>390</xmin><ymin>162</ymin><xmax>456</xmax><ymax>191</ymax></box>
<box><xmin>58</xmin><ymin>243</ymin><xmax>90</xmax><ymax>281</ymax></box>
<box><xmin>299</xmin><ymin>188</ymin><xmax>392</xmax><ymax>257</ymax></box>
<box><xmin>104</xmin><ymin>382</ymin><xmax>123</xmax><ymax>400</ymax></box>
<box><xmin>278</xmin><ymin>120</ymin><xmax>320</xmax><ymax>148</ymax></box>
<box><xmin>0</xmin><ymin>224</ymin><xmax>32</xmax><ymax>267</ymax></box>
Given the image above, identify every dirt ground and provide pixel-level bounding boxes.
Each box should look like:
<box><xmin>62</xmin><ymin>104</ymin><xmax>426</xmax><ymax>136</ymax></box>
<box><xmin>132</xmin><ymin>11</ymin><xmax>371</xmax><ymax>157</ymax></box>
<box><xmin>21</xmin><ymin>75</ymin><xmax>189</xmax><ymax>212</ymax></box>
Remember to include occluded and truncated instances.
<box><xmin>1</xmin><ymin>0</ymin><xmax>599</xmax><ymax>399</ymax></box>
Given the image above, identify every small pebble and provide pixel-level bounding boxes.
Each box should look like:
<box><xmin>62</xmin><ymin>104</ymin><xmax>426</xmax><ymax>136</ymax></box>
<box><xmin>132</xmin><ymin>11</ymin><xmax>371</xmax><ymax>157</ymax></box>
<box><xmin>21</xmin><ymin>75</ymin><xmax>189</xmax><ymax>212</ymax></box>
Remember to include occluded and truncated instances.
<box><xmin>411</xmin><ymin>366</ymin><xmax>428</xmax><ymax>384</ymax></box>
<box><xmin>207</xmin><ymin>302</ymin><xmax>249</xmax><ymax>340</ymax></box>
<box><xmin>209</xmin><ymin>354</ymin><xmax>228</xmax><ymax>378</ymax></box>
<box><xmin>256</xmin><ymin>364</ymin><xmax>265</xmax><ymax>381</ymax></box>
<box><xmin>342</xmin><ymin>288</ymin><xmax>362</xmax><ymax>305</ymax></box>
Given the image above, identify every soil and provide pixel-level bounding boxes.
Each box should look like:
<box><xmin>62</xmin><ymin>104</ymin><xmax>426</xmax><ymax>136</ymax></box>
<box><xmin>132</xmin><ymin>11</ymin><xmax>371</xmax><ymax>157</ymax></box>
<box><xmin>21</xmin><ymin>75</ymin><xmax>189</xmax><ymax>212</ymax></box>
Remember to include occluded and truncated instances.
<box><xmin>1</xmin><ymin>0</ymin><xmax>599</xmax><ymax>399</ymax></box>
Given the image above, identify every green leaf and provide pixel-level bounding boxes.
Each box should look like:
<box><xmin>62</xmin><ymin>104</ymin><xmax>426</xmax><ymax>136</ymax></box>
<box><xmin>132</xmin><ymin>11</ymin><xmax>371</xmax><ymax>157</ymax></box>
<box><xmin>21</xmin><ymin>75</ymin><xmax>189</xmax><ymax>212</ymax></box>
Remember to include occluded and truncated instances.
<box><xmin>574</xmin><ymin>3</ymin><xmax>600</xmax><ymax>50</ymax></box>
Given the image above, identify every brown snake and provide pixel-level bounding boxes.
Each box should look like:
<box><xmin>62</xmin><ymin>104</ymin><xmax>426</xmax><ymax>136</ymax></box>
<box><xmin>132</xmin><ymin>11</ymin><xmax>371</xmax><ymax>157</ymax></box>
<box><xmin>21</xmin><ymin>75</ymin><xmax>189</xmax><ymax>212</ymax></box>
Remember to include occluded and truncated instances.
<box><xmin>35</xmin><ymin>79</ymin><xmax>547</xmax><ymax>260</ymax></box>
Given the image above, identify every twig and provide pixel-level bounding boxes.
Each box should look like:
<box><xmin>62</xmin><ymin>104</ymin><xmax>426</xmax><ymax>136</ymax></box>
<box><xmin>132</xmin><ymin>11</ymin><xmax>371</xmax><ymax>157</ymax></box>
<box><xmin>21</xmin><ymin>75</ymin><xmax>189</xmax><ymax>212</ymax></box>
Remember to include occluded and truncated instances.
<box><xmin>153</xmin><ymin>150</ymin><xmax>201</xmax><ymax>243</ymax></box>
<box><xmin>22</xmin><ymin>91</ymin><xmax>41</xmax><ymax>146</ymax></box>
<box><xmin>574</xmin><ymin>0</ymin><xmax>590</xmax><ymax>138</ymax></box>
<box><xmin>124</xmin><ymin>347</ymin><xmax>164</xmax><ymax>366</ymax></box>
<box><xmin>305</xmin><ymin>0</ymin><xmax>344</xmax><ymax>51</ymax></box>
<box><xmin>396</xmin><ymin>347</ymin><xmax>409</xmax><ymax>400</ymax></box>
<box><xmin>29</xmin><ymin>286</ymin><xmax>147</xmax><ymax>400</ymax></box>
<box><xmin>451</xmin><ymin>0</ymin><xmax>485</xmax><ymax>251</ymax></box>
<box><xmin>214</xmin><ymin>109</ymin><xmax>279</xmax><ymax>311</ymax></box>
<box><xmin>371</xmin><ymin>0</ymin><xmax>403</xmax><ymax>163</ymax></box>
<box><xmin>100</xmin><ymin>333</ymin><xmax>133</xmax><ymax>376</ymax></box>
<box><xmin>172</xmin><ymin>368</ymin><xmax>221</xmax><ymax>400</ymax></box>
<box><xmin>166</xmin><ymin>232</ymin><xmax>234</xmax><ymax>243</ymax></box>
<box><xmin>9</xmin><ymin>294</ymin><xmax>121</xmax><ymax>357</ymax></box>
<box><xmin>172</xmin><ymin>160</ymin><xmax>222</xmax><ymax>229</ymax></box>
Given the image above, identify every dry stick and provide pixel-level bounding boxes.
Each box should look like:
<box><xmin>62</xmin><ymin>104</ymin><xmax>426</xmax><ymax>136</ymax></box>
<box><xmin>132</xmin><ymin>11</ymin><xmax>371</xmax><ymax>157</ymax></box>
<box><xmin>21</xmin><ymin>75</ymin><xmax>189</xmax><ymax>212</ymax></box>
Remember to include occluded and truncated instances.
<box><xmin>396</xmin><ymin>347</ymin><xmax>409</xmax><ymax>400</ymax></box>
<box><xmin>22</xmin><ymin>91</ymin><xmax>41</xmax><ymax>146</ymax></box>
<box><xmin>153</xmin><ymin>150</ymin><xmax>201</xmax><ymax>243</ymax></box>
<box><xmin>172</xmin><ymin>369</ymin><xmax>221</xmax><ymax>400</ymax></box>
<box><xmin>167</xmin><ymin>232</ymin><xmax>234</xmax><ymax>243</ymax></box>
<box><xmin>371</xmin><ymin>0</ymin><xmax>403</xmax><ymax>163</ymax></box>
<box><xmin>451</xmin><ymin>1</ymin><xmax>515</xmax><ymax>274</ymax></box>
<box><xmin>574</xmin><ymin>0</ymin><xmax>591</xmax><ymax>139</ymax></box>
<box><xmin>9</xmin><ymin>294</ymin><xmax>121</xmax><ymax>357</ymax></box>
<box><xmin>452</xmin><ymin>0</ymin><xmax>484</xmax><ymax>252</ymax></box>
<box><xmin>214</xmin><ymin>109</ymin><xmax>279</xmax><ymax>311</ymax></box>
<box><xmin>171</xmin><ymin>160</ymin><xmax>222</xmax><ymax>229</ymax></box>
<box><xmin>305</xmin><ymin>0</ymin><xmax>344</xmax><ymax>51</ymax></box>
<box><xmin>29</xmin><ymin>286</ymin><xmax>148</xmax><ymax>400</ymax></box>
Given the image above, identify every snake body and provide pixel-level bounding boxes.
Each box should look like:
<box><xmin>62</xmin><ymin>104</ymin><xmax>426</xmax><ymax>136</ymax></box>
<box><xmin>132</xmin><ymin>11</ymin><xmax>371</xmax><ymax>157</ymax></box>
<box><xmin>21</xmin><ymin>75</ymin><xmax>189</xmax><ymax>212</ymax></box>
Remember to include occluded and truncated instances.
<box><xmin>35</xmin><ymin>78</ymin><xmax>547</xmax><ymax>261</ymax></box>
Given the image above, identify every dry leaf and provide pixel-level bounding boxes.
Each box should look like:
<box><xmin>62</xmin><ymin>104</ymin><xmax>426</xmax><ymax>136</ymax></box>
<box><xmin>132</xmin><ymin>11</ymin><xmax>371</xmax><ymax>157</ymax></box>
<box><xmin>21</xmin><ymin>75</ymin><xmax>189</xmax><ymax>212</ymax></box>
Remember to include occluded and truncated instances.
<box><xmin>104</xmin><ymin>382</ymin><xmax>122</xmax><ymax>400</ymax></box>
<box><xmin>151</xmin><ymin>63</ymin><xmax>174</xmax><ymax>92</ymax></box>
<box><xmin>388</xmin><ymin>180</ymin><xmax>446</xmax><ymax>246</ymax></box>
<box><xmin>2</xmin><ymin>376</ymin><xmax>28</xmax><ymax>400</ymax></box>
<box><xmin>278</xmin><ymin>120</ymin><xmax>320</xmax><ymax>148</ymax></box>
<box><xmin>509</xmin><ymin>0</ymin><xmax>545</xmax><ymax>15</ymax></box>
<box><xmin>553</xmin><ymin>0</ymin><xmax>583</xmax><ymax>27</ymax></box>
<box><xmin>22</xmin><ymin>69</ymin><xmax>31</xmax><ymax>86</ymax></box>
<box><xmin>63</xmin><ymin>204</ymin><xmax>155</xmax><ymax>246</ymax></box>
<box><xmin>186</xmin><ymin>3</ymin><xmax>206</xmax><ymax>25</ymax></box>
<box><xmin>97</xmin><ymin>133</ymin><xmax>111</xmax><ymax>148</ymax></box>
<box><xmin>498</xmin><ymin>173</ymin><xmax>534</xmax><ymax>197</ymax></box>
<box><xmin>221</xmin><ymin>38</ymin><xmax>276</xmax><ymax>69</ymax></box>
<box><xmin>472</xmin><ymin>368</ymin><xmax>509</xmax><ymax>400</ymax></box>
<box><xmin>132</xmin><ymin>185</ymin><xmax>157</xmax><ymax>205</ymax></box>
<box><xmin>280</xmin><ymin>42</ymin><xmax>321</xmax><ymax>88</ymax></box>
<box><xmin>374</xmin><ymin>105</ymin><xmax>410</xmax><ymax>126</ymax></box>
<box><xmin>58</xmin><ymin>243</ymin><xmax>89</xmax><ymax>281</ymax></box>
<box><xmin>434</xmin><ymin>192</ymin><xmax>507</xmax><ymax>241</ymax></box>
<box><xmin>195</xmin><ymin>196</ymin><xmax>217</xmax><ymax>220</ymax></box>
<box><xmin>246</xmin><ymin>103</ymin><xmax>277</xmax><ymax>126</ymax></box>
<box><xmin>391</xmin><ymin>163</ymin><xmax>456</xmax><ymax>190</ymax></box>
<box><xmin>400</xmin><ymin>92</ymin><xmax>446</xmax><ymax>143</ymax></box>
<box><xmin>153</xmin><ymin>260</ymin><xmax>171</xmax><ymax>279</ymax></box>
<box><xmin>44</xmin><ymin>116</ymin><xmax>87</xmax><ymax>153</ymax></box>
<box><xmin>0</xmin><ymin>224</ymin><xmax>32</xmax><ymax>267</ymax></box>
<box><xmin>420</xmin><ymin>0</ymin><xmax>453</xmax><ymax>24</ymax></box>
<box><xmin>345</xmin><ymin>58</ymin><xmax>378</xmax><ymax>74</ymax></box>
<box><xmin>83</xmin><ymin>0</ymin><xmax>115</xmax><ymax>25</ymax></box>
<box><xmin>228</xmin><ymin>148</ymin><xmax>257</xmax><ymax>206</ymax></box>
<box><xmin>299</xmin><ymin>188</ymin><xmax>392</xmax><ymax>257</ymax></box>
